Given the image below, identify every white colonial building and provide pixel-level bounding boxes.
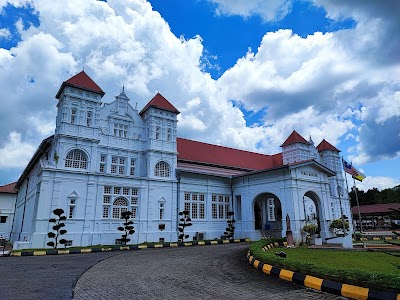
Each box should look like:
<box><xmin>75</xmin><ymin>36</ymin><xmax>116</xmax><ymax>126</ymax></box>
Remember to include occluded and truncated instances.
<box><xmin>11</xmin><ymin>71</ymin><xmax>353</xmax><ymax>249</ymax></box>
<box><xmin>0</xmin><ymin>182</ymin><xmax>17</xmax><ymax>240</ymax></box>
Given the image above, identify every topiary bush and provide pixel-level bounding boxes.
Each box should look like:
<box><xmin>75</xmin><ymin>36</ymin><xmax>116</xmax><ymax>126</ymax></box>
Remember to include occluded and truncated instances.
<box><xmin>117</xmin><ymin>211</ymin><xmax>135</xmax><ymax>245</ymax></box>
<box><xmin>223</xmin><ymin>211</ymin><xmax>235</xmax><ymax>239</ymax></box>
<box><xmin>178</xmin><ymin>210</ymin><xmax>192</xmax><ymax>242</ymax></box>
<box><xmin>47</xmin><ymin>208</ymin><xmax>68</xmax><ymax>249</ymax></box>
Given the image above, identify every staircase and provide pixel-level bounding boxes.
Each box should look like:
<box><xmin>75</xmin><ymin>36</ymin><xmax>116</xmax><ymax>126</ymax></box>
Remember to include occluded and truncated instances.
<box><xmin>260</xmin><ymin>230</ymin><xmax>273</xmax><ymax>239</ymax></box>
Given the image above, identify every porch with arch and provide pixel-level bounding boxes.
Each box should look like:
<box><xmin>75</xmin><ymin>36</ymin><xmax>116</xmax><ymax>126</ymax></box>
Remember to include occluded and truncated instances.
<box><xmin>253</xmin><ymin>192</ymin><xmax>285</xmax><ymax>239</ymax></box>
<box><xmin>301</xmin><ymin>190</ymin><xmax>332</xmax><ymax>243</ymax></box>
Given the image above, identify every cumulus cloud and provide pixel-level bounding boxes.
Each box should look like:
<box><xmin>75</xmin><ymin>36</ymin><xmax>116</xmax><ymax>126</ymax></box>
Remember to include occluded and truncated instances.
<box><xmin>350</xmin><ymin>175</ymin><xmax>399</xmax><ymax>192</ymax></box>
<box><xmin>207</xmin><ymin>0</ymin><xmax>292</xmax><ymax>22</ymax></box>
<box><xmin>0</xmin><ymin>28</ymin><xmax>11</xmax><ymax>39</ymax></box>
<box><xmin>0</xmin><ymin>132</ymin><xmax>36</xmax><ymax>168</ymax></box>
<box><xmin>0</xmin><ymin>0</ymin><xmax>399</xmax><ymax>186</ymax></box>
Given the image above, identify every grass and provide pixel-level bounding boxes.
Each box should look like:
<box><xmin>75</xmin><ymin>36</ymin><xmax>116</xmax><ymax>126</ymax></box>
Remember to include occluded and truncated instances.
<box><xmin>250</xmin><ymin>239</ymin><xmax>400</xmax><ymax>293</ymax></box>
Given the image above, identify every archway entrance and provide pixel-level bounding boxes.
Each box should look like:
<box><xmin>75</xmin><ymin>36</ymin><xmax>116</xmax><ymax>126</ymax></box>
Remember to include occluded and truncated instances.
<box><xmin>303</xmin><ymin>191</ymin><xmax>322</xmax><ymax>235</ymax></box>
<box><xmin>253</xmin><ymin>193</ymin><xmax>282</xmax><ymax>238</ymax></box>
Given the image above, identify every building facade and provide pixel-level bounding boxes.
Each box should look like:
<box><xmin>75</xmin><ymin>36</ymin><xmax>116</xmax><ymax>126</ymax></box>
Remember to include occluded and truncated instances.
<box><xmin>11</xmin><ymin>71</ymin><xmax>353</xmax><ymax>249</ymax></box>
<box><xmin>0</xmin><ymin>182</ymin><xmax>17</xmax><ymax>240</ymax></box>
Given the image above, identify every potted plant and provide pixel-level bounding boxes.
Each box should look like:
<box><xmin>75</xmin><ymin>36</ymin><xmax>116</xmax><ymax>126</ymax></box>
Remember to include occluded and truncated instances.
<box><xmin>303</xmin><ymin>224</ymin><xmax>321</xmax><ymax>245</ymax></box>
<box><xmin>330</xmin><ymin>218</ymin><xmax>349</xmax><ymax>237</ymax></box>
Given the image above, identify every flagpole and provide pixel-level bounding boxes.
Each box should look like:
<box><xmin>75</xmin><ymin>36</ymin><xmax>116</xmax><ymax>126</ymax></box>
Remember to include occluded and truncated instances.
<box><xmin>353</xmin><ymin>177</ymin><xmax>363</xmax><ymax>232</ymax></box>
<box><xmin>341</xmin><ymin>157</ymin><xmax>357</xmax><ymax>232</ymax></box>
<box><xmin>335</xmin><ymin>175</ymin><xmax>347</xmax><ymax>235</ymax></box>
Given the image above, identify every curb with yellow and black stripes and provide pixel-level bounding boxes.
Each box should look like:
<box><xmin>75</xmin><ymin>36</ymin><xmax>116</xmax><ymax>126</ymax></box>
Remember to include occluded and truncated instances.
<box><xmin>248</xmin><ymin>242</ymin><xmax>400</xmax><ymax>300</ymax></box>
<box><xmin>9</xmin><ymin>238</ymin><xmax>251</xmax><ymax>257</ymax></box>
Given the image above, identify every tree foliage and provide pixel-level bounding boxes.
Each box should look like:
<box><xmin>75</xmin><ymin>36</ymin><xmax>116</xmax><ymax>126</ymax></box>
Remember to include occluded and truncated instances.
<box><xmin>178</xmin><ymin>210</ymin><xmax>192</xmax><ymax>242</ymax></box>
<box><xmin>118</xmin><ymin>211</ymin><xmax>135</xmax><ymax>245</ymax></box>
<box><xmin>349</xmin><ymin>186</ymin><xmax>400</xmax><ymax>206</ymax></box>
<box><xmin>223</xmin><ymin>211</ymin><xmax>235</xmax><ymax>239</ymax></box>
<box><xmin>47</xmin><ymin>208</ymin><xmax>68</xmax><ymax>249</ymax></box>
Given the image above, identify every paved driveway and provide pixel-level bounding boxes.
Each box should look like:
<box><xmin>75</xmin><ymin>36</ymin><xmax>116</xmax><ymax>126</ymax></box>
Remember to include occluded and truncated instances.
<box><xmin>0</xmin><ymin>251</ymin><xmax>120</xmax><ymax>300</ymax></box>
<box><xmin>74</xmin><ymin>243</ymin><xmax>345</xmax><ymax>300</ymax></box>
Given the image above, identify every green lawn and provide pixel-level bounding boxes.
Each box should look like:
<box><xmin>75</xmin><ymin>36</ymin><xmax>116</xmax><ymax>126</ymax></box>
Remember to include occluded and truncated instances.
<box><xmin>250</xmin><ymin>240</ymin><xmax>400</xmax><ymax>292</ymax></box>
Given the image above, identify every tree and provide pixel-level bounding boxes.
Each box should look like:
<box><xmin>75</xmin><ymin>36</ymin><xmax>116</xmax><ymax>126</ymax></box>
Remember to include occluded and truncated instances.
<box><xmin>223</xmin><ymin>211</ymin><xmax>235</xmax><ymax>239</ymax></box>
<box><xmin>178</xmin><ymin>210</ymin><xmax>192</xmax><ymax>242</ymax></box>
<box><xmin>47</xmin><ymin>208</ymin><xmax>68</xmax><ymax>249</ymax></box>
<box><xmin>117</xmin><ymin>211</ymin><xmax>135</xmax><ymax>245</ymax></box>
<box><xmin>350</xmin><ymin>186</ymin><xmax>400</xmax><ymax>206</ymax></box>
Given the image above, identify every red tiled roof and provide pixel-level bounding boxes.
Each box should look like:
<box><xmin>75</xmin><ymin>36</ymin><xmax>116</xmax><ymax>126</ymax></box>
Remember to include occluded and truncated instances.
<box><xmin>351</xmin><ymin>203</ymin><xmax>400</xmax><ymax>215</ymax></box>
<box><xmin>56</xmin><ymin>70</ymin><xmax>105</xmax><ymax>99</ymax></box>
<box><xmin>281</xmin><ymin>130</ymin><xmax>309</xmax><ymax>147</ymax></box>
<box><xmin>139</xmin><ymin>93</ymin><xmax>180</xmax><ymax>116</ymax></box>
<box><xmin>0</xmin><ymin>182</ymin><xmax>17</xmax><ymax>194</ymax></box>
<box><xmin>177</xmin><ymin>138</ymin><xmax>283</xmax><ymax>171</ymax></box>
<box><xmin>317</xmin><ymin>139</ymin><xmax>340</xmax><ymax>152</ymax></box>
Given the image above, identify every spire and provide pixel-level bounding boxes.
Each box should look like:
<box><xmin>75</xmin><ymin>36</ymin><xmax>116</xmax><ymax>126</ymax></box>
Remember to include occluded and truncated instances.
<box><xmin>309</xmin><ymin>135</ymin><xmax>314</xmax><ymax>145</ymax></box>
<box><xmin>115</xmin><ymin>86</ymin><xmax>130</xmax><ymax>102</ymax></box>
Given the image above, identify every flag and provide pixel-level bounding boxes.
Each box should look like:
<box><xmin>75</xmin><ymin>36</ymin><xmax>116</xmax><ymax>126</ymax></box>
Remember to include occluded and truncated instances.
<box><xmin>342</xmin><ymin>159</ymin><xmax>366</xmax><ymax>181</ymax></box>
<box><xmin>353</xmin><ymin>171</ymin><xmax>366</xmax><ymax>182</ymax></box>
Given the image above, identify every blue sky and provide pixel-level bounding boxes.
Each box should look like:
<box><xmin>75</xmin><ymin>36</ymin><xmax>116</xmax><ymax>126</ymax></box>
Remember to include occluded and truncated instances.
<box><xmin>0</xmin><ymin>0</ymin><xmax>399</xmax><ymax>190</ymax></box>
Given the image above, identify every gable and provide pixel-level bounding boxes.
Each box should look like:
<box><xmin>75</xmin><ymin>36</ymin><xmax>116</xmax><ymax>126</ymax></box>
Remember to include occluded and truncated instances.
<box><xmin>289</xmin><ymin>160</ymin><xmax>336</xmax><ymax>177</ymax></box>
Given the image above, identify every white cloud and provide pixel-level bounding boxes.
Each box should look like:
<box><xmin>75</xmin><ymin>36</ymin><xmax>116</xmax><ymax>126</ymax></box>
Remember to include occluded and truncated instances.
<box><xmin>0</xmin><ymin>132</ymin><xmax>36</xmax><ymax>168</ymax></box>
<box><xmin>0</xmin><ymin>0</ymin><xmax>399</xmax><ymax>187</ymax></box>
<box><xmin>352</xmin><ymin>175</ymin><xmax>399</xmax><ymax>192</ymax></box>
<box><xmin>0</xmin><ymin>28</ymin><xmax>10</xmax><ymax>39</ymax></box>
<box><xmin>207</xmin><ymin>0</ymin><xmax>292</xmax><ymax>22</ymax></box>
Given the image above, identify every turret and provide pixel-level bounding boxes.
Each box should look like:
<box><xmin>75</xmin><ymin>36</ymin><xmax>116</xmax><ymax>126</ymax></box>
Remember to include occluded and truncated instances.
<box><xmin>281</xmin><ymin>130</ymin><xmax>314</xmax><ymax>164</ymax></box>
<box><xmin>55</xmin><ymin>70</ymin><xmax>104</xmax><ymax>135</ymax></box>
<box><xmin>139</xmin><ymin>93</ymin><xmax>179</xmax><ymax>178</ymax></box>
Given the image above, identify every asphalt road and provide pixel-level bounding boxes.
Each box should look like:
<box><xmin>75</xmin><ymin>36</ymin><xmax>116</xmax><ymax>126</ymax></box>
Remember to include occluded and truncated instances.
<box><xmin>0</xmin><ymin>252</ymin><xmax>120</xmax><ymax>300</ymax></box>
<box><xmin>0</xmin><ymin>244</ymin><xmax>345</xmax><ymax>300</ymax></box>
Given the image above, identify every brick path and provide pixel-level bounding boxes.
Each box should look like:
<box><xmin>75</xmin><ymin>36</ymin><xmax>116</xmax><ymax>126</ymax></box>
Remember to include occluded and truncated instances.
<box><xmin>74</xmin><ymin>243</ymin><xmax>345</xmax><ymax>300</ymax></box>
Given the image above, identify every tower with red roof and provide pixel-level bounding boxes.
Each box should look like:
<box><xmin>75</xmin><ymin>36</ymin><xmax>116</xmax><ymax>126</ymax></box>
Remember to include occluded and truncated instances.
<box><xmin>139</xmin><ymin>92</ymin><xmax>180</xmax><ymax>178</ymax></box>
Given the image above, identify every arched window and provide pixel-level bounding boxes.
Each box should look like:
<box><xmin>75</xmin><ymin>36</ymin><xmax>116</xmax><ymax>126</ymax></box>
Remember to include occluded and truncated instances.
<box><xmin>65</xmin><ymin>149</ymin><xmax>88</xmax><ymax>169</ymax></box>
<box><xmin>154</xmin><ymin>161</ymin><xmax>170</xmax><ymax>177</ymax></box>
<box><xmin>112</xmin><ymin>197</ymin><xmax>128</xmax><ymax>219</ymax></box>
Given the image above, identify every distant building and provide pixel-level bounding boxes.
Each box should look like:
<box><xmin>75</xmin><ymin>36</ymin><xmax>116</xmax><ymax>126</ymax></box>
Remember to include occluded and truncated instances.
<box><xmin>0</xmin><ymin>182</ymin><xmax>17</xmax><ymax>240</ymax></box>
<box><xmin>11</xmin><ymin>71</ymin><xmax>352</xmax><ymax>249</ymax></box>
<box><xmin>352</xmin><ymin>203</ymin><xmax>400</xmax><ymax>230</ymax></box>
